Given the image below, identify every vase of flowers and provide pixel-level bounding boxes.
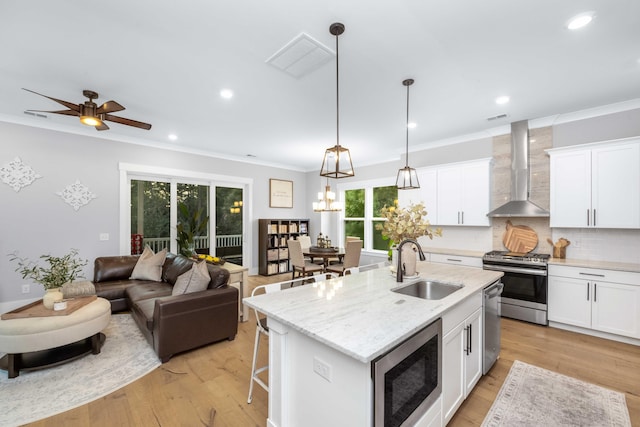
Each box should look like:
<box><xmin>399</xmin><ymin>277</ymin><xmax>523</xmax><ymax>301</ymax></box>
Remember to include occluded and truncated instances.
<box><xmin>10</xmin><ymin>248</ymin><xmax>88</xmax><ymax>309</ymax></box>
<box><xmin>375</xmin><ymin>202</ymin><xmax>442</xmax><ymax>273</ymax></box>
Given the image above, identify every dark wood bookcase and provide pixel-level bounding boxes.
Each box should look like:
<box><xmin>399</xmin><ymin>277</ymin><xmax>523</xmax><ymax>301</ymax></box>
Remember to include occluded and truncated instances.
<box><xmin>258</xmin><ymin>218</ymin><xmax>309</xmax><ymax>276</ymax></box>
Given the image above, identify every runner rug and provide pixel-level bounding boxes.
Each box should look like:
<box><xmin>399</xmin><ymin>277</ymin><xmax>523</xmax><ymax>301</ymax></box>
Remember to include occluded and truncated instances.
<box><xmin>482</xmin><ymin>360</ymin><xmax>631</xmax><ymax>427</ymax></box>
<box><xmin>0</xmin><ymin>314</ymin><xmax>160</xmax><ymax>427</ymax></box>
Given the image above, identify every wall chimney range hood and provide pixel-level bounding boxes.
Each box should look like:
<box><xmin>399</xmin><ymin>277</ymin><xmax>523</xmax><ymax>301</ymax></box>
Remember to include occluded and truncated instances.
<box><xmin>487</xmin><ymin>120</ymin><xmax>550</xmax><ymax>217</ymax></box>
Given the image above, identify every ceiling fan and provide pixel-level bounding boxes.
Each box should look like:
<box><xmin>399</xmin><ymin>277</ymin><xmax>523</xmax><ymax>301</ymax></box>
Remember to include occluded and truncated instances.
<box><xmin>23</xmin><ymin>88</ymin><xmax>152</xmax><ymax>131</ymax></box>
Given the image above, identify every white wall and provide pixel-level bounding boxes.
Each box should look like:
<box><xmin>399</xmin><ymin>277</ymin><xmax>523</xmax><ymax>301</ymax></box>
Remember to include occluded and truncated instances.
<box><xmin>0</xmin><ymin>121</ymin><xmax>307</xmax><ymax>304</ymax></box>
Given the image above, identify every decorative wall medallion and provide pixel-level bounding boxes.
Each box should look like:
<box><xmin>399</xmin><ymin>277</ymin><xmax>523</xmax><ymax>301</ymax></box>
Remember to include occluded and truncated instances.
<box><xmin>0</xmin><ymin>157</ymin><xmax>42</xmax><ymax>192</ymax></box>
<box><xmin>56</xmin><ymin>180</ymin><xmax>97</xmax><ymax>211</ymax></box>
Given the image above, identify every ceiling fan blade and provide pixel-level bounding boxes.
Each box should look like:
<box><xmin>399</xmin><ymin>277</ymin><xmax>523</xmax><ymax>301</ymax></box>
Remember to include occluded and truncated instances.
<box><xmin>97</xmin><ymin>100</ymin><xmax>125</xmax><ymax>114</ymax></box>
<box><xmin>22</xmin><ymin>88</ymin><xmax>80</xmax><ymax>112</ymax></box>
<box><xmin>103</xmin><ymin>114</ymin><xmax>152</xmax><ymax>130</ymax></box>
<box><xmin>27</xmin><ymin>108</ymin><xmax>80</xmax><ymax>117</ymax></box>
<box><xmin>95</xmin><ymin>121</ymin><xmax>110</xmax><ymax>131</ymax></box>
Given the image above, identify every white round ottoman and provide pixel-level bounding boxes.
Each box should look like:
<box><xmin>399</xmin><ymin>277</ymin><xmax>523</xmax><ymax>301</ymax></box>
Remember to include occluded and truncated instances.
<box><xmin>0</xmin><ymin>297</ymin><xmax>111</xmax><ymax>378</ymax></box>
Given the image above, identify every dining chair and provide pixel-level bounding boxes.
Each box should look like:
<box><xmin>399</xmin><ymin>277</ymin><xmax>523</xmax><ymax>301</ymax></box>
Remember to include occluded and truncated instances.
<box><xmin>297</xmin><ymin>235</ymin><xmax>313</xmax><ymax>262</ymax></box>
<box><xmin>326</xmin><ymin>239</ymin><xmax>362</xmax><ymax>276</ymax></box>
<box><xmin>288</xmin><ymin>239</ymin><xmax>324</xmax><ymax>279</ymax></box>
<box><xmin>247</xmin><ymin>273</ymin><xmax>337</xmax><ymax>404</ymax></box>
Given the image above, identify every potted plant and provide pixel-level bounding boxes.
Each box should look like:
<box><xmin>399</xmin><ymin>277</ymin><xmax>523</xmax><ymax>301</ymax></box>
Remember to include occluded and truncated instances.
<box><xmin>10</xmin><ymin>248</ymin><xmax>88</xmax><ymax>309</ymax></box>
<box><xmin>176</xmin><ymin>202</ymin><xmax>209</xmax><ymax>258</ymax></box>
<box><xmin>375</xmin><ymin>202</ymin><xmax>442</xmax><ymax>271</ymax></box>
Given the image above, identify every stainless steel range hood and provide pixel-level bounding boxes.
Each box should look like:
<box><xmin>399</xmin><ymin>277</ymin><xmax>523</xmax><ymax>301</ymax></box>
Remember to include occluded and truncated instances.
<box><xmin>487</xmin><ymin>120</ymin><xmax>550</xmax><ymax>217</ymax></box>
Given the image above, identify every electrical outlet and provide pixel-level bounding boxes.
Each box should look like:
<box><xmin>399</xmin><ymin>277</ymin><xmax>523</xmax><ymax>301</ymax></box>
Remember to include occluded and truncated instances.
<box><xmin>313</xmin><ymin>356</ymin><xmax>332</xmax><ymax>382</ymax></box>
<box><xmin>99</xmin><ymin>233</ymin><xmax>110</xmax><ymax>241</ymax></box>
<box><xmin>22</xmin><ymin>284</ymin><xmax>30</xmax><ymax>294</ymax></box>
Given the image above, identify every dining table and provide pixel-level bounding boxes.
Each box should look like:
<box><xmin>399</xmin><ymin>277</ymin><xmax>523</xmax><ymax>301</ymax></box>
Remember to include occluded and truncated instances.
<box><xmin>303</xmin><ymin>247</ymin><xmax>345</xmax><ymax>269</ymax></box>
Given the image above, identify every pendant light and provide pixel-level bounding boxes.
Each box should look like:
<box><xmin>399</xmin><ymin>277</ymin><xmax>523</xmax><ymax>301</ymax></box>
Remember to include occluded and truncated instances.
<box><xmin>313</xmin><ymin>177</ymin><xmax>342</xmax><ymax>212</ymax></box>
<box><xmin>320</xmin><ymin>22</ymin><xmax>354</xmax><ymax>179</ymax></box>
<box><xmin>396</xmin><ymin>78</ymin><xmax>420</xmax><ymax>190</ymax></box>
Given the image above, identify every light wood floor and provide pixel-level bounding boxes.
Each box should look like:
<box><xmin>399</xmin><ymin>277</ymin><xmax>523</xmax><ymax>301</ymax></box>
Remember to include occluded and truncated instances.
<box><xmin>26</xmin><ymin>272</ymin><xmax>640</xmax><ymax>427</ymax></box>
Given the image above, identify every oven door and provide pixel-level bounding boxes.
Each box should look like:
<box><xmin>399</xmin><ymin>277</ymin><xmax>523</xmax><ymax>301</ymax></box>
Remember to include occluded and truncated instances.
<box><xmin>372</xmin><ymin>318</ymin><xmax>442</xmax><ymax>427</ymax></box>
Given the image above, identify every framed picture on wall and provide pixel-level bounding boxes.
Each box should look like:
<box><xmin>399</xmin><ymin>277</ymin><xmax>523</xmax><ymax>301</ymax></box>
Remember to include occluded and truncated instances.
<box><xmin>269</xmin><ymin>179</ymin><xmax>293</xmax><ymax>208</ymax></box>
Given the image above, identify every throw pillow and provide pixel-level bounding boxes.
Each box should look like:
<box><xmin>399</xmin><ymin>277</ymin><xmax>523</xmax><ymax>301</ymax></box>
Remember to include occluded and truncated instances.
<box><xmin>130</xmin><ymin>246</ymin><xmax>168</xmax><ymax>281</ymax></box>
<box><xmin>62</xmin><ymin>280</ymin><xmax>96</xmax><ymax>298</ymax></box>
<box><xmin>172</xmin><ymin>260</ymin><xmax>211</xmax><ymax>295</ymax></box>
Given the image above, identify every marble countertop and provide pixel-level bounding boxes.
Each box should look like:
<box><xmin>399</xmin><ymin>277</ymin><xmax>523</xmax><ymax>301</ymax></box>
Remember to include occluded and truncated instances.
<box><xmin>243</xmin><ymin>262</ymin><xmax>503</xmax><ymax>363</ymax></box>
<box><xmin>548</xmin><ymin>258</ymin><xmax>640</xmax><ymax>273</ymax></box>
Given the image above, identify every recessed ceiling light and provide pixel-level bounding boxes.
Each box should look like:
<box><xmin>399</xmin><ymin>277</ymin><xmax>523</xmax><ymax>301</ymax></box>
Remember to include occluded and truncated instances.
<box><xmin>407</xmin><ymin>122</ymin><xmax>417</xmax><ymax>129</ymax></box>
<box><xmin>220</xmin><ymin>89</ymin><xmax>234</xmax><ymax>99</ymax></box>
<box><xmin>168</xmin><ymin>134</ymin><xmax>178</xmax><ymax>141</ymax></box>
<box><xmin>495</xmin><ymin>96</ymin><xmax>510</xmax><ymax>105</ymax></box>
<box><xmin>567</xmin><ymin>12</ymin><xmax>595</xmax><ymax>30</ymax></box>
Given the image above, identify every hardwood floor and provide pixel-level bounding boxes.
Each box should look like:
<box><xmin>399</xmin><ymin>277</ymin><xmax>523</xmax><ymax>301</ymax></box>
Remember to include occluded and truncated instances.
<box><xmin>26</xmin><ymin>273</ymin><xmax>640</xmax><ymax>426</ymax></box>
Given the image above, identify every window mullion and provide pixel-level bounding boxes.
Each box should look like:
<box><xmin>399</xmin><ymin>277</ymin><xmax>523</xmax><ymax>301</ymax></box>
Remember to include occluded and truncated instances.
<box><xmin>170</xmin><ymin>180</ymin><xmax>178</xmax><ymax>254</ymax></box>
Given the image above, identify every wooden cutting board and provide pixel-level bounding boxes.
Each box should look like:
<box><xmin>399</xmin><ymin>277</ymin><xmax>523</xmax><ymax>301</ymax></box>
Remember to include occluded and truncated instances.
<box><xmin>503</xmin><ymin>220</ymin><xmax>538</xmax><ymax>253</ymax></box>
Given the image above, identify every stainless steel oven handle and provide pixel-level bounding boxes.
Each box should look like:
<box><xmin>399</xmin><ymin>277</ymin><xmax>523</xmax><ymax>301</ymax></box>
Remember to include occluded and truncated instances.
<box><xmin>483</xmin><ymin>264</ymin><xmax>547</xmax><ymax>276</ymax></box>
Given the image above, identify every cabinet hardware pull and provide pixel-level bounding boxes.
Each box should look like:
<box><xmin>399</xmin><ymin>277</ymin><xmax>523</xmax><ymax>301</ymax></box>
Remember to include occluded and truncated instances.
<box><xmin>594</xmin><ymin>283</ymin><xmax>597</xmax><ymax>302</ymax></box>
<box><xmin>593</xmin><ymin>209</ymin><xmax>596</xmax><ymax>227</ymax></box>
<box><xmin>587</xmin><ymin>283</ymin><xmax>589</xmax><ymax>301</ymax></box>
<box><xmin>457</xmin><ymin>211</ymin><xmax>461</xmax><ymax>225</ymax></box>
<box><xmin>587</xmin><ymin>209</ymin><xmax>590</xmax><ymax>226</ymax></box>
<box><xmin>447</xmin><ymin>258</ymin><xmax>462</xmax><ymax>262</ymax></box>
<box><xmin>461</xmin><ymin>211</ymin><xmax>464</xmax><ymax>224</ymax></box>
<box><xmin>579</xmin><ymin>272</ymin><xmax>605</xmax><ymax>278</ymax></box>
<box><xmin>468</xmin><ymin>323</ymin><xmax>472</xmax><ymax>354</ymax></box>
<box><xmin>464</xmin><ymin>326</ymin><xmax>469</xmax><ymax>355</ymax></box>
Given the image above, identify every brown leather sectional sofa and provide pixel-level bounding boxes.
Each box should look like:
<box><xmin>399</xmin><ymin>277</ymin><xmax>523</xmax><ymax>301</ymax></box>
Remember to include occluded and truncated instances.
<box><xmin>93</xmin><ymin>252</ymin><xmax>238</xmax><ymax>362</ymax></box>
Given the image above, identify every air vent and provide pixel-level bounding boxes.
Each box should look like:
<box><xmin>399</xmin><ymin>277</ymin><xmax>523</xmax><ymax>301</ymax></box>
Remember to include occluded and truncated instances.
<box><xmin>266</xmin><ymin>33</ymin><xmax>334</xmax><ymax>79</ymax></box>
<box><xmin>24</xmin><ymin>111</ymin><xmax>48</xmax><ymax>119</ymax></box>
<box><xmin>487</xmin><ymin>113</ymin><xmax>508</xmax><ymax>121</ymax></box>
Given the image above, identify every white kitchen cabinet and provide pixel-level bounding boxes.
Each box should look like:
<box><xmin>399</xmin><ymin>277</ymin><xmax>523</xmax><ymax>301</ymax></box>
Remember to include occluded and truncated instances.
<box><xmin>397</xmin><ymin>168</ymin><xmax>438</xmax><ymax>221</ymax></box>
<box><xmin>548</xmin><ymin>265</ymin><xmax>640</xmax><ymax>339</ymax></box>
<box><xmin>548</xmin><ymin>140</ymin><xmax>640</xmax><ymax>228</ymax></box>
<box><xmin>430</xmin><ymin>253</ymin><xmax>482</xmax><ymax>268</ymax></box>
<box><xmin>442</xmin><ymin>295</ymin><xmax>483</xmax><ymax>425</ymax></box>
<box><xmin>437</xmin><ymin>159</ymin><xmax>491</xmax><ymax>226</ymax></box>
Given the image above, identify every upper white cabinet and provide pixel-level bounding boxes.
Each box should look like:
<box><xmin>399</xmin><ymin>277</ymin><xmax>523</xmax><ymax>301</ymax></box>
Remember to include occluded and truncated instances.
<box><xmin>548</xmin><ymin>140</ymin><xmax>640</xmax><ymax>228</ymax></box>
<box><xmin>436</xmin><ymin>159</ymin><xmax>491</xmax><ymax>226</ymax></box>
<box><xmin>396</xmin><ymin>159</ymin><xmax>491</xmax><ymax>227</ymax></box>
<box><xmin>397</xmin><ymin>168</ymin><xmax>438</xmax><ymax>221</ymax></box>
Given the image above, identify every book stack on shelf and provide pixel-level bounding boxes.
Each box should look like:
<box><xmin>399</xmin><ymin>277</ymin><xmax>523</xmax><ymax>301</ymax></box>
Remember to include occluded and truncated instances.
<box><xmin>258</xmin><ymin>218</ymin><xmax>310</xmax><ymax>276</ymax></box>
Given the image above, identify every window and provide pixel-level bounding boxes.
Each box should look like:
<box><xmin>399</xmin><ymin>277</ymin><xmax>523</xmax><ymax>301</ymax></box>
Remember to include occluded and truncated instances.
<box><xmin>340</xmin><ymin>181</ymin><xmax>397</xmax><ymax>252</ymax></box>
<box><xmin>120</xmin><ymin>163</ymin><xmax>251</xmax><ymax>266</ymax></box>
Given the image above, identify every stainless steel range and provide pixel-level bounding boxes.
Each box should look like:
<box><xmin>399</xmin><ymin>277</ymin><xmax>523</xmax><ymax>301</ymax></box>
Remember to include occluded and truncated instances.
<box><xmin>482</xmin><ymin>251</ymin><xmax>550</xmax><ymax>326</ymax></box>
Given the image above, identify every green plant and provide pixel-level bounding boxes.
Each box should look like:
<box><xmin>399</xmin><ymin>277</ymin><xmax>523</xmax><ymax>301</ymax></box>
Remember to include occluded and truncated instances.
<box><xmin>10</xmin><ymin>248</ymin><xmax>88</xmax><ymax>290</ymax></box>
<box><xmin>375</xmin><ymin>202</ymin><xmax>442</xmax><ymax>244</ymax></box>
<box><xmin>176</xmin><ymin>202</ymin><xmax>209</xmax><ymax>257</ymax></box>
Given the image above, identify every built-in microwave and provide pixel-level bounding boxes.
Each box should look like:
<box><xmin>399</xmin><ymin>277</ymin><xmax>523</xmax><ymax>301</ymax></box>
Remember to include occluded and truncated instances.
<box><xmin>372</xmin><ymin>318</ymin><xmax>442</xmax><ymax>427</ymax></box>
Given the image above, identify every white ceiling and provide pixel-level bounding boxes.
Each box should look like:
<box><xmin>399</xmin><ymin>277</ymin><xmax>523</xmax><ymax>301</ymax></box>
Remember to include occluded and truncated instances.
<box><xmin>1</xmin><ymin>0</ymin><xmax>639</xmax><ymax>172</ymax></box>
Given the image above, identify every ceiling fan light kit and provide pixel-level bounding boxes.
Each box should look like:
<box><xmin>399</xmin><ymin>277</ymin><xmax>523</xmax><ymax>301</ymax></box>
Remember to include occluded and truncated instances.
<box><xmin>396</xmin><ymin>78</ymin><xmax>420</xmax><ymax>190</ymax></box>
<box><xmin>23</xmin><ymin>88</ymin><xmax>152</xmax><ymax>131</ymax></box>
<box><xmin>320</xmin><ymin>22</ymin><xmax>354</xmax><ymax>179</ymax></box>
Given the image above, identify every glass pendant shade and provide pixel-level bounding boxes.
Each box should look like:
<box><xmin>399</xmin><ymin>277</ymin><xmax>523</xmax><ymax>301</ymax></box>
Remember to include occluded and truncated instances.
<box><xmin>396</xmin><ymin>165</ymin><xmax>420</xmax><ymax>189</ymax></box>
<box><xmin>320</xmin><ymin>144</ymin><xmax>354</xmax><ymax>179</ymax></box>
<box><xmin>397</xmin><ymin>78</ymin><xmax>420</xmax><ymax>190</ymax></box>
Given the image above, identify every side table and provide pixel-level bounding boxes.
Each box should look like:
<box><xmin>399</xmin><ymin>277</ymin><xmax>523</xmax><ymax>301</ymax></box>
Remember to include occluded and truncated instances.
<box><xmin>223</xmin><ymin>262</ymin><xmax>249</xmax><ymax>322</ymax></box>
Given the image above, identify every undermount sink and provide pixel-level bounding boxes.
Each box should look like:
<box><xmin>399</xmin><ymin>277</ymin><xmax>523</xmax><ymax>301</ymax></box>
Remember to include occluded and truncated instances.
<box><xmin>392</xmin><ymin>280</ymin><xmax>464</xmax><ymax>300</ymax></box>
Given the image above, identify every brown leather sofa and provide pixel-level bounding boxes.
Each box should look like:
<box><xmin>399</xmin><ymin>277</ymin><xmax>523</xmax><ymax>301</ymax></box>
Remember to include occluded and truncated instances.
<box><xmin>93</xmin><ymin>253</ymin><xmax>238</xmax><ymax>362</ymax></box>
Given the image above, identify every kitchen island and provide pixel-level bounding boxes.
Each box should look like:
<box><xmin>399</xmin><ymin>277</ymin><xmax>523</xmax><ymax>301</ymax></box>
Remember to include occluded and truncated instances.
<box><xmin>244</xmin><ymin>261</ymin><xmax>503</xmax><ymax>427</ymax></box>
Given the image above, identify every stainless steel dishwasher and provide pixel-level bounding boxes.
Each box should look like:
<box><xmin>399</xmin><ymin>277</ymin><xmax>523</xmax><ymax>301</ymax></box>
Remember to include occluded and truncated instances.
<box><xmin>483</xmin><ymin>280</ymin><xmax>504</xmax><ymax>375</ymax></box>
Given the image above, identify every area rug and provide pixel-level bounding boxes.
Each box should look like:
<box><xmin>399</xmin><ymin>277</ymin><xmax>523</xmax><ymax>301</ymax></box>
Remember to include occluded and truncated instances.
<box><xmin>0</xmin><ymin>314</ymin><xmax>160</xmax><ymax>427</ymax></box>
<box><xmin>482</xmin><ymin>360</ymin><xmax>631</xmax><ymax>427</ymax></box>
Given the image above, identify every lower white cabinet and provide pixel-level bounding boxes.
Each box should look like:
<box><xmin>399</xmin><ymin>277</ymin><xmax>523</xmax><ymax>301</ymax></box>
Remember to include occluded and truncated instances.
<box><xmin>442</xmin><ymin>306</ymin><xmax>482</xmax><ymax>424</ymax></box>
<box><xmin>548</xmin><ymin>265</ymin><xmax>640</xmax><ymax>339</ymax></box>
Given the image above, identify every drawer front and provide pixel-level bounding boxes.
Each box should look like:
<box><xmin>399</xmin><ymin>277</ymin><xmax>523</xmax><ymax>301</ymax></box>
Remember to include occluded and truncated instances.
<box><xmin>442</xmin><ymin>291</ymin><xmax>482</xmax><ymax>334</ymax></box>
<box><xmin>548</xmin><ymin>265</ymin><xmax>640</xmax><ymax>286</ymax></box>
<box><xmin>430</xmin><ymin>253</ymin><xmax>482</xmax><ymax>268</ymax></box>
